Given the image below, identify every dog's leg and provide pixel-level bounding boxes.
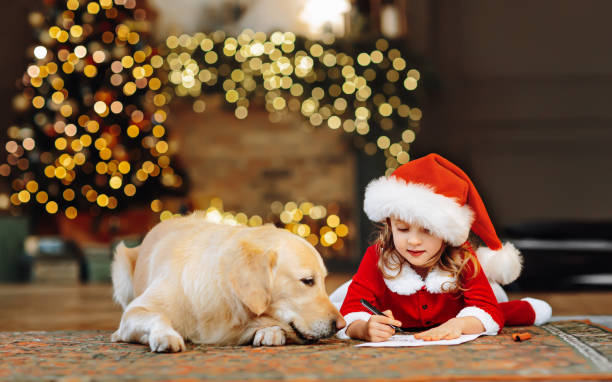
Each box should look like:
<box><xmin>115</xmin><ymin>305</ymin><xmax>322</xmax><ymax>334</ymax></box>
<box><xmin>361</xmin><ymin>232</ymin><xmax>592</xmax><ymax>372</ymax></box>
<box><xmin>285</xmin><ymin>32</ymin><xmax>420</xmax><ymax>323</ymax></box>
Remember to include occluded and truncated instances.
<box><xmin>241</xmin><ymin>316</ymin><xmax>288</xmax><ymax>346</ymax></box>
<box><xmin>111</xmin><ymin>305</ymin><xmax>186</xmax><ymax>352</ymax></box>
<box><xmin>253</xmin><ymin>326</ymin><xmax>286</xmax><ymax>346</ymax></box>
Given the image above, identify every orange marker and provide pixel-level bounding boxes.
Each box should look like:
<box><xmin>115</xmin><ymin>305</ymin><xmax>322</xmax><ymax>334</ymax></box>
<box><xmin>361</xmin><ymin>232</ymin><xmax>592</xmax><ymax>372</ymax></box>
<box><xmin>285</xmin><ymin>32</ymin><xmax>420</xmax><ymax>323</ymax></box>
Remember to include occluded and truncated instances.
<box><xmin>512</xmin><ymin>332</ymin><xmax>532</xmax><ymax>341</ymax></box>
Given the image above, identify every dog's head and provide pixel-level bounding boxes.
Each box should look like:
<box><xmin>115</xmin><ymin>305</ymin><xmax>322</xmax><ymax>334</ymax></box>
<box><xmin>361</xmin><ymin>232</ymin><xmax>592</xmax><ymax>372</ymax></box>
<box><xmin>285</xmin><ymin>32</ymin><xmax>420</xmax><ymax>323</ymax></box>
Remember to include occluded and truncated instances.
<box><xmin>228</xmin><ymin>226</ymin><xmax>345</xmax><ymax>343</ymax></box>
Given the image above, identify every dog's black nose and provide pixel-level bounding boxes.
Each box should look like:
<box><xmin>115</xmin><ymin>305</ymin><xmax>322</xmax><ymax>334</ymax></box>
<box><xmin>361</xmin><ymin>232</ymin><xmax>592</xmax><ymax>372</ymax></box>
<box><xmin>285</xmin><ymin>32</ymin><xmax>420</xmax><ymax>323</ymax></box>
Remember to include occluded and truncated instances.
<box><xmin>332</xmin><ymin>316</ymin><xmax>346</xmax><ymax>331</ymax></box>
<box><xmin>329</xmin><ymin>319</ymin><xmax>346</xmax><ymax>333</ymax></box>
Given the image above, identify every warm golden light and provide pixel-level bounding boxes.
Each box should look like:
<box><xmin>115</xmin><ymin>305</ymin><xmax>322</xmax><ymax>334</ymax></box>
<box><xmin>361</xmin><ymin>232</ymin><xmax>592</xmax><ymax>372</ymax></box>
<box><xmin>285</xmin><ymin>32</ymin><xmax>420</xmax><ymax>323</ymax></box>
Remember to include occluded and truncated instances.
<box><xmin>151</xmin><ymin>199</ymin><xmax>163</xmax><ymax>212</ymax></box>
<box><xmin>65</xmin><ymin>207</ymin><xmax>77</xmax><ymax>219</ymax></box>
<box><xmin>248</xmin><ymin>215</ymin><xmax>263</xmax><ymax>227</ymax></box>
<box><xmin>124</xmin><ymin>184</ymin><xmax>136</xmax><ymax>196</ymax></box>
<box><xmin>97</xmin><ymin>194</ymin><xmax>109</xmax><ymax>207</ymax></box>
<box><xmin>18</xmin><ymin>190</ymin><xmax>31</xmax><ymax>203</ymax></box>
<box><xmin>45</xmin><ymin>201</ymin><xmax>58</xmax><ymax>214</ymax></box>
<box><xmin>93</xmin><ymin>101</ymin><xmax>107</xmax><ymax>115</ymax></box>
<box><xmin>404</xmin><ymin>77</ymin><xmax>417</xmax><ymax>90</ymax></box>
<box><xmin>109</xmin><ymin>176</ymin><xmax>122</xmax><ymax>189</ymax></box>
<box><xmin>63</xmin><ymin>189</ymin><xmax>75</xmax><ymax>201</ymax></box>
<box><xmin>26</xmin><ymin>180</ymin><xmax>38</xmax><ymax>194</ymax></box>
<box><xmin>127</xmin><ymin>125</ymin><xmax>139</xmax><ymax>137</ymax></box>
<box><xmin>5</xmin><ymin>8</ymin><xmax>424</xmax><ymax>219</ymax></box>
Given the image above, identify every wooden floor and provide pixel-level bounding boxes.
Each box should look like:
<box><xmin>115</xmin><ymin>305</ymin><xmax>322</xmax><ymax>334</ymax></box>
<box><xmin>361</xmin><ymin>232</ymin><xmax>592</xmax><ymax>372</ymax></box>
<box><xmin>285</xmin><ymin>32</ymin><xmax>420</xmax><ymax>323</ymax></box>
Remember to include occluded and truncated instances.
<box><xmin>1</xmin><ymin>274</ymin><xmax>612</xmax><ymax>331</ymax></box>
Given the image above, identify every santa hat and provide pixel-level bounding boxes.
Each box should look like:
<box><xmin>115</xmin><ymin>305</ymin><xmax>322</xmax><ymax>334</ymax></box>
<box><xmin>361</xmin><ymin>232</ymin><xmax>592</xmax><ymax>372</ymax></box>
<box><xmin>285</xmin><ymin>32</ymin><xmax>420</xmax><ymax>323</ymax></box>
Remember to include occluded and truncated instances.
<box><xmin>364</xmin><ymin>153</ymin><xmax>522</xmax><ymax>285</ymax></box>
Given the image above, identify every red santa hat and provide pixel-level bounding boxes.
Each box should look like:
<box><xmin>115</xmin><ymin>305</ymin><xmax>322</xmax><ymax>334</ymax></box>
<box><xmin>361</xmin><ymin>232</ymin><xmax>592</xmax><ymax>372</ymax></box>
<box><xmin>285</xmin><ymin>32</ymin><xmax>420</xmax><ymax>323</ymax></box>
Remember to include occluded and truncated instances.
<box><xmin>364</xmin><ymin>153</ymin><xmax>522</xmax><ymax>285</ymax></box>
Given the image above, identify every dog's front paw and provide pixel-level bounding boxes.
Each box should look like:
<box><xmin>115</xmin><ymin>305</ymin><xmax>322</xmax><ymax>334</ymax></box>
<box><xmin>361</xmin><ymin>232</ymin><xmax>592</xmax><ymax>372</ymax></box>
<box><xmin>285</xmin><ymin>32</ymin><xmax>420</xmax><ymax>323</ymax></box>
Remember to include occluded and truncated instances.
<box><xmin>149</xmin><ymin>329</ymin><xmax>186</xmax><ymax>352</ymax></box>
<box><xmin>253</xmin><ymin>326</ymin><xmax>286</xmax><ymax>346</ymax></box>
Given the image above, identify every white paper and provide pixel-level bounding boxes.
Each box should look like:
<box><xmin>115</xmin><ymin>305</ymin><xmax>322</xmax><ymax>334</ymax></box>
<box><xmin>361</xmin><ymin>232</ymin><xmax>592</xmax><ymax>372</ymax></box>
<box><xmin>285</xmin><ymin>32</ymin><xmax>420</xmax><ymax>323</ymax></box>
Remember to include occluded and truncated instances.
<box><xmin>355</xmin><ymin>333</ymin><xmax>482</xmax><ymax>347</ymax></box>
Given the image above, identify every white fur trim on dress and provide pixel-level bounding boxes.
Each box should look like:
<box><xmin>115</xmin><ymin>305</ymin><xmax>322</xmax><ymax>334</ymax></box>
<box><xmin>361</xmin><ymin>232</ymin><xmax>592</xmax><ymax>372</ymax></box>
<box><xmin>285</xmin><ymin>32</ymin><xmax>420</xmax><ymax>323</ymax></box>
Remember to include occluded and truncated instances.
<box><xmin>383</xmin><ymin>265</ymin><xmax>457</xmax><ymax>295</ymax></box>
<box><xmin>476</xmin><ymin>242</ymin><xmax>523</xmax><ymax>285</ymax></box>
<box><xmin>489</xmin><ymin>282</ymin><xmax>509</xmax><ymax>303</ymax></box>
<box><xmin>329</xmin><ymin>280</ymin><xmax>351</xmax><ymax>311</ymax></box>
<box><xmin>521</xmin><ymin>297</ymin><xmax>552</xmax><ymax>326</ymax></box>
<box><xmin>456</xmin><ymin>306</ymin><xmax>500</xmax><ymax>335</ymax></box>
<box><xmin>336</xmin><ymin>311</ymin><xmax>372</xmax><ymax>339</ymax></box>
<box><xmin>364</xmin><ymin>177</ymin><xmax>474</xmax><ymax>246</ymax></box>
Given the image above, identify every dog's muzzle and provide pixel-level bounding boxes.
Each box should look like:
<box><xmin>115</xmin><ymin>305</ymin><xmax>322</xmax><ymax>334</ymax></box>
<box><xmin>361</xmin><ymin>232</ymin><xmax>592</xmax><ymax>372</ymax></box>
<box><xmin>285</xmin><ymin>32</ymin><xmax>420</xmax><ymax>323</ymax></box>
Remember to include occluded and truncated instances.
<box><xmin>289</xmin><ymin>322</ymin><xmax>319</xmax><ymax>344</ymax></box>
<box><xmin>289</xmin><ymin>319</ymin><xmax>340</xmax><ymax>343</ymax></box>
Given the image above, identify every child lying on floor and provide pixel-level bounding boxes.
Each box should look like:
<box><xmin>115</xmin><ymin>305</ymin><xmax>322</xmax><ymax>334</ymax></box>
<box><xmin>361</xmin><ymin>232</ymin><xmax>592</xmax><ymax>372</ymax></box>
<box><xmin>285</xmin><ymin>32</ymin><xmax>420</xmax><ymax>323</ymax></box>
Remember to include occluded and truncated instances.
<box><xmin>331</xmin><ymin>153</ymin><xmax>551</xmax><ymax>342</ymax></box>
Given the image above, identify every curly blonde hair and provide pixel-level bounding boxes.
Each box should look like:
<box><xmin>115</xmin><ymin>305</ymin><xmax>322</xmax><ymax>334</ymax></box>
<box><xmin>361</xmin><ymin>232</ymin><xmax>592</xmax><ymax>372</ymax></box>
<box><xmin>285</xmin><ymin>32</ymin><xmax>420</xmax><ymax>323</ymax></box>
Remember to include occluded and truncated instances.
<box><xmin>374</xmin><ymin>219</ymin><xmax>479</xmax><ymax>293</ymax></box>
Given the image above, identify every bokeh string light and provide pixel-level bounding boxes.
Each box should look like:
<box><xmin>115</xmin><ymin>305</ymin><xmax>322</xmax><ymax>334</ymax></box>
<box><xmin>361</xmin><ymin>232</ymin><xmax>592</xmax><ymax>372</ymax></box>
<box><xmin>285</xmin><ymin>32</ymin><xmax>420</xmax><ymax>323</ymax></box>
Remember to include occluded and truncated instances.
<box><xmin>1</xmin><ymin>1</ymin><xmax>424</xmax><ymax>254</ymax></box>
<box><xmin>154</xmin><ymin>197</ymin><xmax>350</xmax><ymax>256</ymax></box>
<box><xmin>156</xmin><ymin>30</ymin><xmax>424</xmax><ymax>175</ymax></box>
<box><xmin>1</xmin><ymin>0</ymin><xmax>185</xmax><ymax>220</ymax></box>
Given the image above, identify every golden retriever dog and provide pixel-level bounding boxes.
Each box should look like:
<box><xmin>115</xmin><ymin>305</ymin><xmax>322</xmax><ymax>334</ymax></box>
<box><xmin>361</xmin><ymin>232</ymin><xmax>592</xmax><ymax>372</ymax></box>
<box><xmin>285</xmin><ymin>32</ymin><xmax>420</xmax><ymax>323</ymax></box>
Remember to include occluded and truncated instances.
<box><xmin>111</xmin><ymin>212</ymin><xmax>346</xmax><ymax>352</ymax></box>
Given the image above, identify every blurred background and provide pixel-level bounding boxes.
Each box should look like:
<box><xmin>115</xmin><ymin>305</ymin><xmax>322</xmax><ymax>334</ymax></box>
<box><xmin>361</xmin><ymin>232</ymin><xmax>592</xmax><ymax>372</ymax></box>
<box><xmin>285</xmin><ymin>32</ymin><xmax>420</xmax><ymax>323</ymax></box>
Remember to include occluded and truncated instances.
<box><xmin>1</xmin><ymin>0</ymin><xmax>611</xmax><ymax>330</ymax></box>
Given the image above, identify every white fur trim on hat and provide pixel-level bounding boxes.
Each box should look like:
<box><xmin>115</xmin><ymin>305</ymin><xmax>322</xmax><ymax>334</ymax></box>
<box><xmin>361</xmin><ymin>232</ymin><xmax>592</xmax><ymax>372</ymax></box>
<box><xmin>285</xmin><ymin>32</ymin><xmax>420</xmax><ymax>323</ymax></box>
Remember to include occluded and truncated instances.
<box><xmin>364</xmin><ymin>177</ymin><xmax>474</xmax><ymax>246</ymax></box>
<box><xmin>476</xmin><ymin>242</ymin><xmax>523</xmax><ymax>285</ymax></box>
<box><xmin>521</xmin><ymin>297</ymin><xmax>552</xmax><ymax>326</ymax></box>
<box><xmin>383</xmin><ymin>264</ymin><xmax>457</xmax><ymax>296</ymax></box>
<box><xmin>336</xmin><ymin>311</ymin><xmax>372</xmax><ymax>339</ymax></box>
<box><xmin>456</xmin><ymin>306</ymin><xmax>500</xmax><ymax>335</ymax></box>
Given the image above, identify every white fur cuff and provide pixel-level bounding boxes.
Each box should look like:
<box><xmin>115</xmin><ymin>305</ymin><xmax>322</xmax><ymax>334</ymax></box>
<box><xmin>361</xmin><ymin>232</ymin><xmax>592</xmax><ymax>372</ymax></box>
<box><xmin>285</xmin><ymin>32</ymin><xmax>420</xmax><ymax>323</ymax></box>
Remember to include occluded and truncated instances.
<box><xmin>456</xmin><ymin>306</ymin><xmax>500</xmax><ymax>335</ymax></box>
<box><xmin>336</xmin><ymin>311</ymin><xmax>372</xmax><ymax>339</ymax></box>
<box><xmin>489</xmin><ymin>282</ymin><xmax>509</xmax><ymax>303</ymax></box>
<box><xmin>522</xmin><ymin>297</ymin><xmax>552</xmax><ymax>326</ymax></box>
<box><xmin>329</xmin><ymin>280</ymin><xmax>351</xmax><ymax>311</ymax></box>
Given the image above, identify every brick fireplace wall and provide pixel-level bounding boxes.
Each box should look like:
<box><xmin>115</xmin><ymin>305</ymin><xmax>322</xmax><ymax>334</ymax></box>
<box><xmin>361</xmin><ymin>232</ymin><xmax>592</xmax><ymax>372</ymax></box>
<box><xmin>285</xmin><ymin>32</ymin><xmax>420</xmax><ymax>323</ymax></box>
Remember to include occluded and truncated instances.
<box><xmin>166</xmin><ymin>96</ymin><xmax>358</xmax><ymax>259</ymax></box>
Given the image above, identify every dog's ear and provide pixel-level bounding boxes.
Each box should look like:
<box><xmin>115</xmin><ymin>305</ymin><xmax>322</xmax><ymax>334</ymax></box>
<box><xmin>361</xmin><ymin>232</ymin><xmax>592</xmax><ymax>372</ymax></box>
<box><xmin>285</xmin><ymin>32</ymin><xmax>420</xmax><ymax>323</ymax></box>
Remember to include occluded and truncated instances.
<box><xmin>228</xmin><ymin>241</ymin><xmax>278</xmax><ymax>316</ymax></box>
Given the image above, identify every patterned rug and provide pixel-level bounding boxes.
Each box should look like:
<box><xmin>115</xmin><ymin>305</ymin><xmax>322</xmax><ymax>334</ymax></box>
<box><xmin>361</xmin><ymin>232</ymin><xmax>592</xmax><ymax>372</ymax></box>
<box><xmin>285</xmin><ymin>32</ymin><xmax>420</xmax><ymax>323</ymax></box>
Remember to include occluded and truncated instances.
<box><xmin>1</xmin><ymin>320</ymin><xmax>611</xmax><ymax>381</ymax></box>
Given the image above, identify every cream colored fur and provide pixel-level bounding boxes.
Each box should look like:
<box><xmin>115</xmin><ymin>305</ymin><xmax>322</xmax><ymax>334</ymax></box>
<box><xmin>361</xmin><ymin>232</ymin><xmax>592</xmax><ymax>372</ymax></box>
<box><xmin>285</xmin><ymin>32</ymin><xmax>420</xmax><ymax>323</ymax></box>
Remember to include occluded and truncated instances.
<box><xmin>111</xmin><ymin>213</ymin><xmax>345</xmax><ymax>352</ymax></box>
<box><xmin>111</xmin><ymin>242</ymin><xmax>138</xmax><ymax>309</ymax></box>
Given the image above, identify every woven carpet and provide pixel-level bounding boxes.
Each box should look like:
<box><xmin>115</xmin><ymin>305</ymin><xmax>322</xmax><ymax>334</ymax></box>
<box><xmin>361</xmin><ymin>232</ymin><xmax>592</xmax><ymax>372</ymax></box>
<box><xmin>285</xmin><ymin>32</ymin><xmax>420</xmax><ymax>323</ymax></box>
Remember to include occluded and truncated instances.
<box><xmin>1</xmin><ymin>320</ymin><xmax>611</xmax><ymax>381</ymax></box>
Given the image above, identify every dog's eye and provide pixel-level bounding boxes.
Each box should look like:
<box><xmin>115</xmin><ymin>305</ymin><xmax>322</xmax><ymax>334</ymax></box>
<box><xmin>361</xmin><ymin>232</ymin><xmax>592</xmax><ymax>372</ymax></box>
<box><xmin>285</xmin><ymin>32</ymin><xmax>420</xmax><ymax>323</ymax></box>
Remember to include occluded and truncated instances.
<box><xmin>300</xmin><ymin>277</ymin><xmax>315</xmax><ymax>286</ymax></box>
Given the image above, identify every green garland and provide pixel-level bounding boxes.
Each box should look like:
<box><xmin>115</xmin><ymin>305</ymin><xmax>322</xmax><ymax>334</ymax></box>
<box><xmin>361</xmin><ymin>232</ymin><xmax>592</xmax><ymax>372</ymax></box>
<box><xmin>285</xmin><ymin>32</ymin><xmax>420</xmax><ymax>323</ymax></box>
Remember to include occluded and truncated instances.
<box><xmin>156</xmin><ymin>30</ymin><xmax>425</xmax><ymax>175</ymax></box>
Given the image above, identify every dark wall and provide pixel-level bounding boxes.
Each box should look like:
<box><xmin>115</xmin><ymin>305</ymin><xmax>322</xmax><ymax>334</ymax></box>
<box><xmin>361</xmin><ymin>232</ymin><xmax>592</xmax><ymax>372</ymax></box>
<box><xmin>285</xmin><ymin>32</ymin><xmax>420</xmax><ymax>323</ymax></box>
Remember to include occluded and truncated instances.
<box><xmin>409</xmin><ymin>0</ymin><xmax>612</xmax><ymax>229</ymax></box>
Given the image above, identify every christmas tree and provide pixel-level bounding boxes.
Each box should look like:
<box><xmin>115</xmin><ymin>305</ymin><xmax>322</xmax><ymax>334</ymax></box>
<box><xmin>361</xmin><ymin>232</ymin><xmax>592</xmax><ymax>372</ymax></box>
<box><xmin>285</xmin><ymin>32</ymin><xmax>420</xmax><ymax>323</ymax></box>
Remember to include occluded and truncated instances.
<box><xmin>0</xmin><ymin>0</ymin><xmax>427</xmax><ymax>256</ymax></box>
<box><xmin>0</xmin><ymin>0</ymin><xmax>185</xmax><ymax>220</ymax></box>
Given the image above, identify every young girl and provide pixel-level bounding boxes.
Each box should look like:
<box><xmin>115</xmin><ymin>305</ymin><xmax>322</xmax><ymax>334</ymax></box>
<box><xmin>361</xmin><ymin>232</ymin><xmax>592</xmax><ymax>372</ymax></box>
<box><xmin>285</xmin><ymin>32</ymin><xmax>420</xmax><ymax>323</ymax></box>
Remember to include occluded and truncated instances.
<box><xmin>331</xmin><ymin>153</ymin><xmax>552</xmax><ymax>342</ymax></box>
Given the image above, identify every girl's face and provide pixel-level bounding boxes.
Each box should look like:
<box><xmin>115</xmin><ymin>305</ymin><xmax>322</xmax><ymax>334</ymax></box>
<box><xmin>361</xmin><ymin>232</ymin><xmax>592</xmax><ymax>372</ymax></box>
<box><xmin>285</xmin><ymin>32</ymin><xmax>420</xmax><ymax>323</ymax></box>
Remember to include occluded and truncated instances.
<box><xmin>389</xmin><ymin>217</ymin><xmax>444</xmax><ymax>269</ymax></box>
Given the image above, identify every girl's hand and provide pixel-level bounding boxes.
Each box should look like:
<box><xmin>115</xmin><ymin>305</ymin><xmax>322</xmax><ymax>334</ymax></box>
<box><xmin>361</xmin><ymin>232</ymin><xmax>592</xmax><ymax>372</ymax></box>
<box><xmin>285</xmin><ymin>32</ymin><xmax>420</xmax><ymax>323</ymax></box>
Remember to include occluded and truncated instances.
<box><xmin>364</xmin><ymin>310</ymin><xmax>402</xmax><ymax>342</ymax></box>
<box><xmin>414</xmin><ymin>318</ymin><xmax>464</xmax><ymax>341</ymax></box>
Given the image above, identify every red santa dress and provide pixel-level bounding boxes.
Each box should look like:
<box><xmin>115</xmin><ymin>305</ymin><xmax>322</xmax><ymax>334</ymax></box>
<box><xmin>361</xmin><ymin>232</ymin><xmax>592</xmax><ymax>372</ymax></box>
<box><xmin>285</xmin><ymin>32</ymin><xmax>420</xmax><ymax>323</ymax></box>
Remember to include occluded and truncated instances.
<box><xmin>337</xmin><ymin>244</ymin><xmax>506</xmax><ymax>338</ymax></box>
<box><xmin>333</xmin><ymin>153</ymin><xmax>552</xmax><ymax>339</ymax></box>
